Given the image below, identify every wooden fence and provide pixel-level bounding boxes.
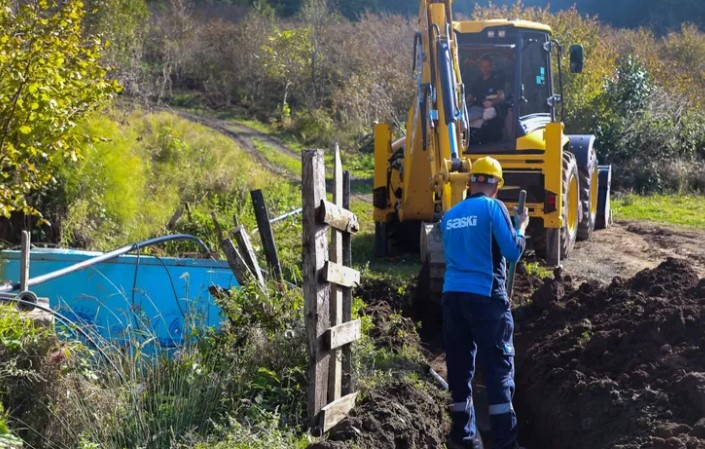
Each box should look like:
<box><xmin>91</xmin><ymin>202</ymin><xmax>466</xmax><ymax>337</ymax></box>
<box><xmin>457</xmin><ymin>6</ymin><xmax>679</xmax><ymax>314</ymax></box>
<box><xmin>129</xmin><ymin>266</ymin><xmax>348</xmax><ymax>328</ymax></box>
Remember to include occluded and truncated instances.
<box><xmin>302</xmin><ymin>148</ymin><xmax>361</xmax><ymax>434</ymax></box>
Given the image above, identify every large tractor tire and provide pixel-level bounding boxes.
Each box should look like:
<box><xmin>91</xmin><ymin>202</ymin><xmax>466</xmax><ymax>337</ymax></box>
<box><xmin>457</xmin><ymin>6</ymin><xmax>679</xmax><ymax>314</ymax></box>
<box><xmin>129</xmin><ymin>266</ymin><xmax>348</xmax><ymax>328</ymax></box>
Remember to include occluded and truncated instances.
<box><xmin>560</xmin><ymin>152</ymin><xmax>581</xmax><ymax>259</ymax></box>
<box><xmin>595</xmin><ymin>165</ymin><xmax>613</xmax><ymax>230</ymax></box>
<box><xmin>533</xmin><ymin>152</ymin><xmax>580</xmax><ymax>266</ymax></box>
<box><xmin>577</xmin><ymin>147</ymin><xmax>598</xmax><ymax>240</ymax></box>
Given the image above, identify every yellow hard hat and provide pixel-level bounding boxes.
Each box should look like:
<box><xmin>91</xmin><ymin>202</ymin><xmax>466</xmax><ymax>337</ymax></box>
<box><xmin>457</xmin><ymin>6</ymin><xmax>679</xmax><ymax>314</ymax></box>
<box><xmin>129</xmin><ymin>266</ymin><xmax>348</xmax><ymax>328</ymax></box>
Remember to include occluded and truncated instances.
<box><xmin>470</xmin><ymin>156</ymin><xmax>504</xmax><ymax>187</ymax></box>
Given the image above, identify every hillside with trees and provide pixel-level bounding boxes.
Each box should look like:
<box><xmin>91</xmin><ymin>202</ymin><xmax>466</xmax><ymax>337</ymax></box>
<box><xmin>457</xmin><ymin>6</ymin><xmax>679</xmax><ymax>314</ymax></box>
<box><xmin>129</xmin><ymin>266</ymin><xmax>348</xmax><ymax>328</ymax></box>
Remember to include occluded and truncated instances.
<box><xmin>2</xmin><ymin>0</ymin><xmax>705</xmax><ymax>244</ymax></box>
<box><xmin>190</xmin><ymin>0</ymin><xmax>705</xmax><ymax>32</ymax></box>
<box><xmin>472</xmin><ymin>0</ymin><xmax>705</xmax><ymax>33</ymax></box>
<box><xmin>2</xmin><ymin>1</ymin><xmax>705</xmax><ymax>448</ymax></box>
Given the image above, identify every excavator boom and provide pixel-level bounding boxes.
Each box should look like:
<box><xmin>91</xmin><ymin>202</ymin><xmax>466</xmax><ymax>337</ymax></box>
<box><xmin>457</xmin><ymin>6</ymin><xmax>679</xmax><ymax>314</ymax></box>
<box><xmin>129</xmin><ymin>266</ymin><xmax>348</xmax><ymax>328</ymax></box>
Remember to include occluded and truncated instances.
<box><xmin>373</xmin><ymin>5</ymin><xmax>612</xmax><ymax>295</ymax></box>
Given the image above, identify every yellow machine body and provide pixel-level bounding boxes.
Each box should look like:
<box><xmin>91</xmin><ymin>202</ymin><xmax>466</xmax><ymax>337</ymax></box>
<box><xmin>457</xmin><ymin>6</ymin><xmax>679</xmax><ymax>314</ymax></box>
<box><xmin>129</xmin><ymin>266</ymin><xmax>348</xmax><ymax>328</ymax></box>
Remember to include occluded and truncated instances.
<box><xmin>373</xmin><ymin>12</ymin><xmax>606</xmax><ymax>268</ymax></box>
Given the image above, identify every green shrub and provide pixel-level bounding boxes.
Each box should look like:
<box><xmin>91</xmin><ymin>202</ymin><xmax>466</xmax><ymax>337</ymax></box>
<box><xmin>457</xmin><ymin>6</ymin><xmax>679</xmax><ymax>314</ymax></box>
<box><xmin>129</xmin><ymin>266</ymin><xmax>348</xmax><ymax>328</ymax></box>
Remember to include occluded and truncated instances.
<box><xmin>214</xmin><ymin>283</ymin><xmax>308</xmax><ymax>428</ymax></box>
<box><xmin>0</xmin><ymin>305</ymin><xmax>60</xmax><ymax>446</ymax></box>
<box><xmin>190</xmin><ymin>415</ymin><xmax>309</xmax><ymax>449</ymax></box>
<box><xmin>41</xmin><ymin>281</ymin><xmax>308</xmax><ymax>449</ymax></box>
<box><xmin>292</xmin><ymin>108</ymin><xmax>335</xmax><ymax>146</ymax></box>
<box><xmin>593</xmin><ymin>55</ymin><xmax>705</xmax><ymax>193</ymax></box>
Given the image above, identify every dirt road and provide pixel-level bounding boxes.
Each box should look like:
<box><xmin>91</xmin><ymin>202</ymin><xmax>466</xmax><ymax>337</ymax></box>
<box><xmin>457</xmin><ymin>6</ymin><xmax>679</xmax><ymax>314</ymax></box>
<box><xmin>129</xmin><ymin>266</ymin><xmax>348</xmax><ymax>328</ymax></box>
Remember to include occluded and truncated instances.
<box><xmin>169</xmin><ymin>109</ymin><xmax>300</xmax><ymax>181</ymax></box>
<box><xmin>562</xmin><ymin>219</ymin><xmax>705</xmax><ymax>283</ymax></box>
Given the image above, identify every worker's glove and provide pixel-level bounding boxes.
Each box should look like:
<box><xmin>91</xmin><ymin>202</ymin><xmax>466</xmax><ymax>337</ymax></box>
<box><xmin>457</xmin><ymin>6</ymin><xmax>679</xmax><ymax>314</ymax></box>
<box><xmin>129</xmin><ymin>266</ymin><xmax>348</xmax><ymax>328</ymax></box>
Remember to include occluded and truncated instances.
<box><xmin>514</xmin><ymin>206</ymin><xmax>530</xmax><ymax>233</ymax></box>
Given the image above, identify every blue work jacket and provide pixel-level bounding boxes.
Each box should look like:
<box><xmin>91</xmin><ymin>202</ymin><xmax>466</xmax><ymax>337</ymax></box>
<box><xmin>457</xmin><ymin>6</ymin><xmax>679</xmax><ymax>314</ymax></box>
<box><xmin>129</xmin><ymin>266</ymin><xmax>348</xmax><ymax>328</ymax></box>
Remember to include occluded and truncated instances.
<box><xmin>441</xmin><ymin>192</ymin><xmax>526</xmax><ymax>299</ymax></box>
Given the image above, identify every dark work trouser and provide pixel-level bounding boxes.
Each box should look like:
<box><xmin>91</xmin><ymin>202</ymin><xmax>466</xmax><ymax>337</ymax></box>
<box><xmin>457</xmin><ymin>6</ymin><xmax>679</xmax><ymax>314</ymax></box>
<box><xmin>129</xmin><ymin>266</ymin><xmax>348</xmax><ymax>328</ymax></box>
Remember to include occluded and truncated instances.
<box><xmin>442</xmin><ymin>291</ymin><xmax>517</xmax><ymax>449</ymax></box>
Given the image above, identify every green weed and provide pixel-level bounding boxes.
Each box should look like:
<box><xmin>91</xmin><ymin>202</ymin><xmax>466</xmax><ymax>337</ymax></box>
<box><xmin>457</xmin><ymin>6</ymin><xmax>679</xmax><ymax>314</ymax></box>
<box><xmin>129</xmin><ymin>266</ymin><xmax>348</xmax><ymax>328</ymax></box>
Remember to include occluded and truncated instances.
<box><xmin>523</xmin><ymin>261</ymin><xmax>552</xmax><ymax>279</ymax></box>
<box><xmin>189</xmin><ymin>415</ymin><xmax>310</xmax><ymax>449</ymax></box>
<box><xmin>0</xmin><ymin>402</ymin><xmax>21</xmax><ymax>448</ymax></box>
<box><xmin>0</xmin><ymin>305</ymin><xmax>61</xmax><ymax>446</ymax></box>
<box><xmin>577</xmin><ymin>330</ymin><xmax>594</xmax><ymax>348</ymax></box>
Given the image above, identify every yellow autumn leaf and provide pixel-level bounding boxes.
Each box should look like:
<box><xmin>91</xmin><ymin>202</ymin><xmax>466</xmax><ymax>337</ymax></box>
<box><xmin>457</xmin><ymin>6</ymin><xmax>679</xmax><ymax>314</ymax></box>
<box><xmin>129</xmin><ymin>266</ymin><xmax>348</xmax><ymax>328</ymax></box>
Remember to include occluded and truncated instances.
<box><xmin>19</xmin><ymin>125</ymin><xmax>32</xmax><ymax>134</ymax></box>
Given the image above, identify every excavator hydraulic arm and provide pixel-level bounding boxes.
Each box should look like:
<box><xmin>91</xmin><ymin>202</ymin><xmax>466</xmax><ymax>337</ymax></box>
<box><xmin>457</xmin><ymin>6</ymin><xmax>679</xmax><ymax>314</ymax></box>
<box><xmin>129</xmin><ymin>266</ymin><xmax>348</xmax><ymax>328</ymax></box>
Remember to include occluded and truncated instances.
<box><xmin>373</xmin><ymin>0</ymin><xmax>472</xmax><ymax>258</ymax></box>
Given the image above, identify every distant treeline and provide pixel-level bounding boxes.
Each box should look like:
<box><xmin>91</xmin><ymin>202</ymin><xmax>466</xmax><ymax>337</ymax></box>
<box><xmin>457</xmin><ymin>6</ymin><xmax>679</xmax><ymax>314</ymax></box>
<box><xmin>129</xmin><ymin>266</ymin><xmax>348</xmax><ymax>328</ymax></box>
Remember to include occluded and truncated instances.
<box><xmin>179</xmin><ymin>0</ymin><xmax>705</xmax><ymax>33</ymax></box>
<box><xmin>129</xmin><ymin>0</ymin><xmax>705</xmax><ymax>194</ymax></box>
<box><xmin>4</xmin><ymin>0</ymin><xmax>705</xmax><ymax>232</ymax></box>
<box><xmin>484</xmin><ymin>0</ymin><xmax>705</xmax><ymax>34</ymax></box>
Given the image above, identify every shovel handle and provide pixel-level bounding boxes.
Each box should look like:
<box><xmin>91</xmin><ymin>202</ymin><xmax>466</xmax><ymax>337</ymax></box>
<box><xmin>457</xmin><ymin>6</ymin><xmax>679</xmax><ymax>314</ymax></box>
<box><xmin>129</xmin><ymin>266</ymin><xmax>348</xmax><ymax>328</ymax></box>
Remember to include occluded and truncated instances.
<box><xmin>507</xmin><ymin>190</ymin><xmax>527</xmax><ymax>300</ymax></box>
<box><xmin>514</xmin><ymin>190</ymin><xmax>527</xmax><ymax>229</ymax></box>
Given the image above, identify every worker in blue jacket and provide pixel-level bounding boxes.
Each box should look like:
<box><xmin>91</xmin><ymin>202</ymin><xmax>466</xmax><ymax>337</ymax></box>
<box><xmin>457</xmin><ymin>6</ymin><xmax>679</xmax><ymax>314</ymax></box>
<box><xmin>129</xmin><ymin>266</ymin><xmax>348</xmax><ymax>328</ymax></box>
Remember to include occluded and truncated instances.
<box><xmin>441</xmin><ymin>156</ymin><xmax>529</xmax><ymax>449</ymax></box>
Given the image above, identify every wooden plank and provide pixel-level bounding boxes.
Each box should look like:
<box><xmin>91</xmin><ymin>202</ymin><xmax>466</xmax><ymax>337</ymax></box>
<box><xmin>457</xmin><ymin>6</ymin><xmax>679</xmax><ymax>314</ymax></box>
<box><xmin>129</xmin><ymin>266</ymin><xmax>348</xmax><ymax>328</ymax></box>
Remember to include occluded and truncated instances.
<box><xmin>323</xmin><ymin>261</ymin><xmax>360</xmax><ymax>288</ymax></box>
<box><xmin>251</xmin><ymin>189</ymin><xmax>283</xmax><ymax>281</ymax></box>
<box><xmin>320</xmin><ymin>392</ymin><xmax>358</xmax><ymax>433</ymax></box>
<box><xmin>324</xmin><ymin>319</ymin><xmax>361</xmax><ymax>350</ymax></box>
<box><xmin>20</xmin><ymin>231</ymin><xmax>30</xmax><ymax>292</ymax></box>
<box><xmin>221</xmin><ymin>240</ymin><xmax>256</xmax><ymax>289</ymax></box>
<box><xmin>212</xmin><ymin>213</ymin><xmax>259</xmax><ymax>291</ymax></box>
<box><xmin>303</xmin><ymin>149</ymin><xmax>331</xmax><ymax>429</ymax></box>
<box><xmin>342</xmin><ymin>170</ymin><xmax>353</xmax><ymax>395</ymax></box>
<box><xmin>231</xmin><ymin>225</ymin><xmax>266</xmax><ymax>291</ymax></box>
<box><xmin>317</xmin><ymin>200</ymin><xmax>360</xmax><ymax>234</ymax></box>
<box><xmin>328</xmin><ymin>145</ymin><xmax>344</xmax><ymax>402</ymax></box>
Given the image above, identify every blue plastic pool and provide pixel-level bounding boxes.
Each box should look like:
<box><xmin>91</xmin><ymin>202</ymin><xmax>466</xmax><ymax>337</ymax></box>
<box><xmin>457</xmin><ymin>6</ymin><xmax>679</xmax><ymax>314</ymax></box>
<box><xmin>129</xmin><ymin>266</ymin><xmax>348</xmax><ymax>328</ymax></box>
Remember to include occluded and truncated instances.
<box><xmin>0</xmin><ymin>248</ymin><xmax>238</xmax><ymax>348</ymax></box>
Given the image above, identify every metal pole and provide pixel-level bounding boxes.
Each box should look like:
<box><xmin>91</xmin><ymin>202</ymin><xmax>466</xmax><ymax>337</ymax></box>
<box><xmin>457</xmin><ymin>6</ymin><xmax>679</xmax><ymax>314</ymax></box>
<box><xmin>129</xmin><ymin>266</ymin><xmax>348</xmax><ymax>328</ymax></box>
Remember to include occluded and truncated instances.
<box><xmin>20</xmin><ymin>231</ymin><xmax>30</xmax><ymax>291</ymax></box>
<box><xmin>252</xmin><ymin>207</ymin><xmax>303</xmax><ymax>233</ymax></box>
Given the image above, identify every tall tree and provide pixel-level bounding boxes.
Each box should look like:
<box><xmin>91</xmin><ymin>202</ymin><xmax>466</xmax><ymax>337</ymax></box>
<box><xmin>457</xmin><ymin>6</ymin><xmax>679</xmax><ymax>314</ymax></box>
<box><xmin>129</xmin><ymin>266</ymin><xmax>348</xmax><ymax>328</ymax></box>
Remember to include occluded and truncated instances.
<box><xmin>150</xmin><ymin>0</ymin><xmax>196</xmax><ymax>103</ymax></box>
<box><xmin>299</xmin><ymin>0</ymin><xmax>338</xmax><ymax>108</ymax></box>
<box><xmin>83</xmin><ymin>0</ymin><xmax>150</xmax><ymax>96</ymax></box>
<box><xmin>0</xmin><ymin>0</ymin><xmax>119</xmax><ymax>217</ymax></box>
<box><xmin>261</xmin><ymin>26</ymin><xmax>314</xmax><ymax>118</ymax></box>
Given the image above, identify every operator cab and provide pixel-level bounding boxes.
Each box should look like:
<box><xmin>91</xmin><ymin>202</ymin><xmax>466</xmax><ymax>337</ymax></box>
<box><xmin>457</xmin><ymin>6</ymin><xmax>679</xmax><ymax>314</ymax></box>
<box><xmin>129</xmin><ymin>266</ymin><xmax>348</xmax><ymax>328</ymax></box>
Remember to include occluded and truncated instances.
<box><xmin>456</xmin><ymin>21</ymin><xmax>554</xmax><ymax>153</ymax></box>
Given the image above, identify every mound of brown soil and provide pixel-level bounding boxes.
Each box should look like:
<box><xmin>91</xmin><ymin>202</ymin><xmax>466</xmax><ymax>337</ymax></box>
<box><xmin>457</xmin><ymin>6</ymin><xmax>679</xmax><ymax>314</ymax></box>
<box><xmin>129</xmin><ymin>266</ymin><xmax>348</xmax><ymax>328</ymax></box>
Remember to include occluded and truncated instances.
<box><xmin>307</xmin><ymin>279</ymin><xmax>449</xmax><ymax>449</ymax></box>
<box><xmin>515</xmin><ymin>258</ymin><xmax>705</xmax><ymax>449</ymax></box>
<box><xmin>308</xmin><ymin>378</ymin><xmax>449</xmax><ymax>449</ymax></box>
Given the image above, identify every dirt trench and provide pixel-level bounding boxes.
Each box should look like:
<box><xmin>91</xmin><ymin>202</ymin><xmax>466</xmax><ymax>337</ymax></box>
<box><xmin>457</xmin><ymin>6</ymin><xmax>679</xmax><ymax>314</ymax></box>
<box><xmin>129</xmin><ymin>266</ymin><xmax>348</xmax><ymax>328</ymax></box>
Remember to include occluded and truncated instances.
<box><xmin>309</xmin><ymin>219</ymin><xmax>705</xmax><ymax>449</ymax></box>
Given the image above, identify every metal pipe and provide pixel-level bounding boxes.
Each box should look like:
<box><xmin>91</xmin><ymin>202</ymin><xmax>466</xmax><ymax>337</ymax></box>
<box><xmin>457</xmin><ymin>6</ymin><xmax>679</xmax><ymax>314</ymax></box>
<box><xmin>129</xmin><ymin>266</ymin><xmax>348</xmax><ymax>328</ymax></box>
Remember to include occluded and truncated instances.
<box><xmin>429</xmin><ymin>366</ymin><xmax>449</xmax><ymax>390</ymax></box>
<box><xmin>251</xmin><ymin>207</ymin><xmax>303</xmax><ymax>234</ymax></box>
<box><xmin>0</xmin><ymin>234</ymin><xmax>211</xmax><ymax>293</ymax></box>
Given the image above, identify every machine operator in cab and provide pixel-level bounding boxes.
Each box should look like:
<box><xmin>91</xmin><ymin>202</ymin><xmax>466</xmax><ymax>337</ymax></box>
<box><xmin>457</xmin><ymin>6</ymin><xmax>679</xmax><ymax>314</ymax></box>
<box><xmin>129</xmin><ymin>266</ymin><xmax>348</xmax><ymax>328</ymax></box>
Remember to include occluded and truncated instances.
<box><xmin>440</xmin><ymin>157</ymin><xmax>528</xmax><ymax>449</ymax></box>
<box><xmin>465</xmin><ymin>55</ymin><xmax>505</xmax><ymax>127</ymax></box>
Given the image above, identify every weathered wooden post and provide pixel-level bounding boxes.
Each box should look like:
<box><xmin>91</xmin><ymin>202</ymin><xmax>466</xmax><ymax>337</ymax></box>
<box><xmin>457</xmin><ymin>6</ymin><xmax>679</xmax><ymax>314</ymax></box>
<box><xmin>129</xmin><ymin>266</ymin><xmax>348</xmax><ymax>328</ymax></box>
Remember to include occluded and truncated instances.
<box><xmin>251</xmin><ymin>189</ymin><xmax>283</xmax><ymax>282</ymax></box>
<box><xmin>211</xmin><ymin>213</ymin><xmax>266</xmax><ymax>294</ymax></box>
<box><xmin>302</xmin><ymin>148</ymin><xmax>361</xmax><ymax>434</ymax></box>
<box><xmin>342</xmin><ymin>170</ymin><xmax>353</xmax><ymax>395</ymax></box>
<box><xmin>230</xmin><ymin>224</ymin><xmax>267</xmax><ymax>291</ymax></box>
<box><xmin>328</xmin><ymin>145</ymin><xmax>344</xmax><ymax>401</ymax></box>
<box><xmin>303</xmin><ymin>149</ymin><xmax>331</xmax><ymax>431</ymax></box>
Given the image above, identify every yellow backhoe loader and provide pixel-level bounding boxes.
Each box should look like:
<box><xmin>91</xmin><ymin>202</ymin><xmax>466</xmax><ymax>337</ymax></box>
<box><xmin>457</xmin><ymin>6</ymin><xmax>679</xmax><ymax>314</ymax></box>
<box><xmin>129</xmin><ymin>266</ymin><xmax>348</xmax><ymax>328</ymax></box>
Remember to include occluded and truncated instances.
<box><xmin>373</xmin><ymin>0</ymin><xmax>612</xmax><ymax>294</ymax></box>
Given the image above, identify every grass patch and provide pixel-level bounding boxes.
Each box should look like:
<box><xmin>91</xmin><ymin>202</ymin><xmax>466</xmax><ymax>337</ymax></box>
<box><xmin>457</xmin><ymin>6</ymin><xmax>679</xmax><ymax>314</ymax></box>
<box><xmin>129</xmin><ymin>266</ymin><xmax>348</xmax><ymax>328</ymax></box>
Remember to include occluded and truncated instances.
<box><xmin>252</xmin><ymin>139</ymin><xmax>301</xmax><ymax>176</ymax></box>
<box><xmin>350</xmin><ymin>199</ymin><xmax>422</xmax><ymax>287</ymax></box>
<box><xmin>342</xmin><ymin>152</ymin><xmax>374</xmax><ymax>180</ymax></box>
<box><xmin>232</xmin><ymin>118</ymin><xmax>305</xmax><ymax>154</ymax></box>
<box><xmin>613</xmin><ymin>193</ymin><xmax>705</xmax><ymax>228</ymax></box>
